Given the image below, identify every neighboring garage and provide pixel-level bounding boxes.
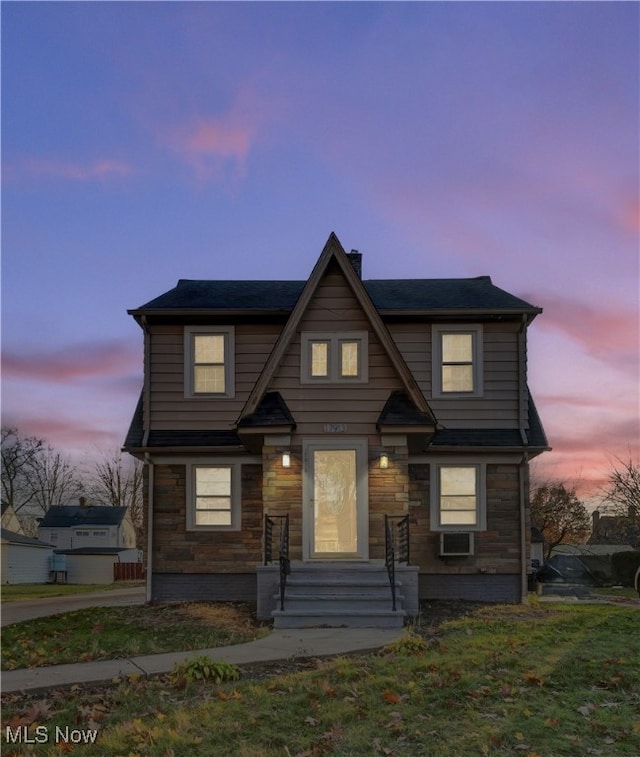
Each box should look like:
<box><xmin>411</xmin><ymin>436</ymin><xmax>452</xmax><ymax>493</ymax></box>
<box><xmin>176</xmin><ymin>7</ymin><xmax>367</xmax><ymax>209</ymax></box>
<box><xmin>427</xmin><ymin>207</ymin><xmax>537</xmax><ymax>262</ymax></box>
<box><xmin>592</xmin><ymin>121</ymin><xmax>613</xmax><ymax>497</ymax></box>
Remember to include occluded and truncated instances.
<box><xmin>1</xmin><ymin>528</ymin><xmax>54</xmax><ymax>584</ymax></box>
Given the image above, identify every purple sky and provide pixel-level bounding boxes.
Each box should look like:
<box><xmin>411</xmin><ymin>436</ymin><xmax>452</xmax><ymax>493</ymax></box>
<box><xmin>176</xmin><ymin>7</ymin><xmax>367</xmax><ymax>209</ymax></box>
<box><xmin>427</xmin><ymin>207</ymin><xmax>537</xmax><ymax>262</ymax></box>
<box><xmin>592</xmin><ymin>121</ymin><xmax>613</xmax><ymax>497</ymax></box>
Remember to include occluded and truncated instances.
<box><xmin>2</xmin><ymin>2</ymin><xmax>638</xmax><ymax>505</ymax></box>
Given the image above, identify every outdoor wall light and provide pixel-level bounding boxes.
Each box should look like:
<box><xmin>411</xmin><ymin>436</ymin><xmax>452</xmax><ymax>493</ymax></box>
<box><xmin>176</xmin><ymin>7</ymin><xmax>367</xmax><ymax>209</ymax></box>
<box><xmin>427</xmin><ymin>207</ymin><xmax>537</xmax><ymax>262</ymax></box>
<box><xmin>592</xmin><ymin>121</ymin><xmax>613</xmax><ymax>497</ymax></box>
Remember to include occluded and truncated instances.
<box><xmin>282</xmin><ymin>452</ymin><xmax>291</xmax><ymax>468</ymax></box>
<box><xmin>379</xmin><ymin>453</ymin><xmax>389</xmax><ymax>469</ymax></box>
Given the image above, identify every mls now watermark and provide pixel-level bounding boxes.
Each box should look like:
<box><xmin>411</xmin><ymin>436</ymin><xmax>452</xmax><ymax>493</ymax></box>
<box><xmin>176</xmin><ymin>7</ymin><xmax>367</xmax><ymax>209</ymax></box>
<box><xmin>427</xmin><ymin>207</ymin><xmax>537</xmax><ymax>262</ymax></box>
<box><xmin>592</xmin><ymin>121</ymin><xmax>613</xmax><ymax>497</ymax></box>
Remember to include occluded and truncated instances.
<box><xmin>5</xmin><ymin>725</ymin><xmax>99</xmax><ymax>745</ymax></box>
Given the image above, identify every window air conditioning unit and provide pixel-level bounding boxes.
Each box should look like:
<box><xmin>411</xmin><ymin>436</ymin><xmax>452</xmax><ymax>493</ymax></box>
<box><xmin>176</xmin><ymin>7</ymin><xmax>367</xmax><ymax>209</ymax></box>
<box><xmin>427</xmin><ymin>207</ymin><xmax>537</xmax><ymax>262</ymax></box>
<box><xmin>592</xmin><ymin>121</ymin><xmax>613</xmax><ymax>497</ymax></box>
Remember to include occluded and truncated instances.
<box><xmin>440</xmin><ymin>532</ymin><xmax>474</xmax><ymax>557</ymax></box>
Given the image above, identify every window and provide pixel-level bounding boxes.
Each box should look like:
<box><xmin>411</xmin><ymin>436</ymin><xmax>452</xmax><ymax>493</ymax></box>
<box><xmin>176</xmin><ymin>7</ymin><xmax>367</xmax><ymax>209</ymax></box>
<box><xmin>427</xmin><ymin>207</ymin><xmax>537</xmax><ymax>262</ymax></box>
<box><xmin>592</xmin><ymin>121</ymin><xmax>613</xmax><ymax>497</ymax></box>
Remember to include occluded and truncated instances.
<box><xmin>432</xmin><ymin>325</ymin><xmax>483</xmax><ymax>397</ymax></box>
<box><xmin>430</xmin><ymin>463</ymin><xmax>486</xmax><ymax>531</ymax></box>
<box><xmin>184</xmin><ymin>326</ymin><xmax>235</xmax><ymax>398</ymax></box>
<box><xmin>187</xmin><ymin>463</ymin><xmax>241</xmax><ymax>530</ymax></box>
<box><xmin>302</xmin><ymin>332</ymin><xmax>368</xmax><ymax>383</ymax></box>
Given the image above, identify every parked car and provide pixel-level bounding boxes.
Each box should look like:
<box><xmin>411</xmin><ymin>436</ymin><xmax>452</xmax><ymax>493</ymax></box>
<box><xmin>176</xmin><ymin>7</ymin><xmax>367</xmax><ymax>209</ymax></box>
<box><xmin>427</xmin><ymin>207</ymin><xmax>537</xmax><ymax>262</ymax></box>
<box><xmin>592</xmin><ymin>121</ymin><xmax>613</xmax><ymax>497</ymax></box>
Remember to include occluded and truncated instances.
<box><xmin>534</xmin><ymin>554</ymin><xmax>599</xmax><ymax>585</ymax></box>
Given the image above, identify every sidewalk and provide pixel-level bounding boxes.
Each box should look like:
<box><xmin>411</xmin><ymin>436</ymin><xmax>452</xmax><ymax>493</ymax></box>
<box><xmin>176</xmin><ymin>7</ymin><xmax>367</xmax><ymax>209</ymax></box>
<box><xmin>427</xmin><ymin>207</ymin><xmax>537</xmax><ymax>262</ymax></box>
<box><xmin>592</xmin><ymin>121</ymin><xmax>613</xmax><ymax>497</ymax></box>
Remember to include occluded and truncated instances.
<box><xmin>1</xmin><ymin>627</ymin><xmax>405</xmax><ymax>695</ymax></box>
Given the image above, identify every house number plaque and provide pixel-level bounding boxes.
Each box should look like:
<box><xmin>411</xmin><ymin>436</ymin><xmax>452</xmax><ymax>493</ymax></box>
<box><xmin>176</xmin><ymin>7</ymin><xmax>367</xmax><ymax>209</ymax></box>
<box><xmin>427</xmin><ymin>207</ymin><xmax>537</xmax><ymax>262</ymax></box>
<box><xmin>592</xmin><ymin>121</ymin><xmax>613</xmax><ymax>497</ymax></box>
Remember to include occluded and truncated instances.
<box><xmin>323</xmin><ymin>423</ymin><xmax>347</xmax><ymax>433</ymax></box>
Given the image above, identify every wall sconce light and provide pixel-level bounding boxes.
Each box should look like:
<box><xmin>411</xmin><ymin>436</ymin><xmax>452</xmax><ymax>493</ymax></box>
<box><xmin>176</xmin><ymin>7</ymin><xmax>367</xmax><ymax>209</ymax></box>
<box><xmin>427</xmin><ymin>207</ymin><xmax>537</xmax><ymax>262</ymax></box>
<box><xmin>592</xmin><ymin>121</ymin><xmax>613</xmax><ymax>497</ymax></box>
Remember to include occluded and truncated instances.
<box><xmin>379</xmin><ymin>453</ymin><xmax>389</xmax><ymax>469</ymax></box>
<box><xmin>282</xmin><ymin>452</ymin><xmax>291</xmax><ymax>468</ymax></box>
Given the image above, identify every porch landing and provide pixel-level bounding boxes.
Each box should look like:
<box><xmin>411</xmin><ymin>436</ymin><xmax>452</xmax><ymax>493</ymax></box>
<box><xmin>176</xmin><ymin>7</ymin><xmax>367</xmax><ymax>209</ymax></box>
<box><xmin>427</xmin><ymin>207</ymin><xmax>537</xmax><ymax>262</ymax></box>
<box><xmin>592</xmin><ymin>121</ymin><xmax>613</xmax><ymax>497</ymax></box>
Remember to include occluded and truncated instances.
<box><xmin>257</xmin><ymin>561</ymin><xmax>419</xmax><ymax>629</ymax></box>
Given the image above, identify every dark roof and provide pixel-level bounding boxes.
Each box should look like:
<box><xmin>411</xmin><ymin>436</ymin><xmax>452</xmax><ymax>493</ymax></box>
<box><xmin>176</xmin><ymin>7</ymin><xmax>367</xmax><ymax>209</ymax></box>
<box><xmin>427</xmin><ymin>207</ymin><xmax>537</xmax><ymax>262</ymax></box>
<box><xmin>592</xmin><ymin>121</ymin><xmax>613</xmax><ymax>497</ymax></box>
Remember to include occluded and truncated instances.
<box><xmin>431</xmin><ymin>394</ymin><xmax>550</xmax><ymax>451</ymax></box>
<box><xmin>38</xmin><ymin>506</ymin><xmax>128</xmax><ymax>528</ymax></box>
<box><xmin>123</xmin><ymin>392</ymin><xmax>144</xmax><ymax>448</ymax></box>
<box><xmin>143</xmin><ymin>430</ymin><xmax>242</xmax><ymax>447</ymax></box>
<box><xmin>131</xmin><ymin>276</ymin><xmax>540</xmax><ymax>315</ymax></box>
<box><xmin>377</xmin><ymin>391</ymin><xmax>437</xmax><ymax>428</ymax></box>
<box><xmin>1</xmin><ymin>528</ymin><xmax>53</xmax><ymax>548</ymax></box>
<box><xmin>238</xmin><ymin>392</ymin><xmax>296</xmax><ymax>428</ymax></box>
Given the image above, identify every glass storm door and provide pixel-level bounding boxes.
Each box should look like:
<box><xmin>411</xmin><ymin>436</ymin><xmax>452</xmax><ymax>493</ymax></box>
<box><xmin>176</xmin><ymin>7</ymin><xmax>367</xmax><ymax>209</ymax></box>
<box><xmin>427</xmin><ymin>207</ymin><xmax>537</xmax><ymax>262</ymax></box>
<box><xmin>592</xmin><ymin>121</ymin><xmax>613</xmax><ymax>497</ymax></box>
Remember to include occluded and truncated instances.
<box><xmin>304</xmin><ymin>441</ymin><xmax>368</xmax><ymax>559</ymax></box>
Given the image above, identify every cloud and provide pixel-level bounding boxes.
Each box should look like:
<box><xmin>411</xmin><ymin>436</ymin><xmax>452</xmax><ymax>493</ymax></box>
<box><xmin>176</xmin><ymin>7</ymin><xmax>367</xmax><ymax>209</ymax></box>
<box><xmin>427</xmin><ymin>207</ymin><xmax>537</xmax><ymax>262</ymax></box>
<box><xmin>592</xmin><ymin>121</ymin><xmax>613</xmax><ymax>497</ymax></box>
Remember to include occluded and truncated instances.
<box><xmin>156</xmin><ymin>77</ymin><xmax>281</xmax><ymax>185</ymax></box>
<box><xmin>527</xmin><ymin>295</ymin><xmax>639</xmax><ymax>369</ymax></box>
<box><xmin>16</xmin><ymin>157</ymin><xmax>133</xmax><ymax>182</ymax></box>
<box><xmin>2</xmin><ymin>341</ymin><xmax>140</xmax><ymax>384</ymax></box>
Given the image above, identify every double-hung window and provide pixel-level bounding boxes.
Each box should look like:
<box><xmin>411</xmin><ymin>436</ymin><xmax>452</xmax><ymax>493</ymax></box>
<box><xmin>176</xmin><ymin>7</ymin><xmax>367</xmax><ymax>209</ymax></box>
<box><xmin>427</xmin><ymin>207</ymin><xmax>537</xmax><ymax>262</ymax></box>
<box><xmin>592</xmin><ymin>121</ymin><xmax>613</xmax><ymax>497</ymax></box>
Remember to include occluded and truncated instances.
<box><xmin>302</xmin><ymin>332</ymin><xmax>368</xmax><ymax>383</ymax></box>
<box><xmin>187</xmin><ymin>463</ymin><xmax>240</xmax><ymax>530</ymax></box>
<box><xmin>184</xmin><ymin>326</ymin><xmax>235</xmax><ymax>398</ymax></box>
<box><xmin>432</xmin><ymin>325</ymin><xmax>483</xmax><ymax>397</ymax></box>
<box><xmin>431</xmin><ymin>463</ymin><xmax>486</xmax><ymax>530</ymax></box>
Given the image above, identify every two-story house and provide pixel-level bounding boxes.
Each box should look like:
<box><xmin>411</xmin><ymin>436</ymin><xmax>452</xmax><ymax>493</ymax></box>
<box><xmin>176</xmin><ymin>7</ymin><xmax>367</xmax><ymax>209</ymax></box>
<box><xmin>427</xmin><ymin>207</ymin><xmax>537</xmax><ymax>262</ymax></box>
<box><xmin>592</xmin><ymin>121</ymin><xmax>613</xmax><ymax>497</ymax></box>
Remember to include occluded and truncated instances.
<box><xmin>124</xmin><ymin>233</ymin><xmax>549</xmax><ymax>627</ymax></box>
<box><xmin>37</xmin><ymin>499</ymin><xmax>136</xmax><ymax>550</ymax></box>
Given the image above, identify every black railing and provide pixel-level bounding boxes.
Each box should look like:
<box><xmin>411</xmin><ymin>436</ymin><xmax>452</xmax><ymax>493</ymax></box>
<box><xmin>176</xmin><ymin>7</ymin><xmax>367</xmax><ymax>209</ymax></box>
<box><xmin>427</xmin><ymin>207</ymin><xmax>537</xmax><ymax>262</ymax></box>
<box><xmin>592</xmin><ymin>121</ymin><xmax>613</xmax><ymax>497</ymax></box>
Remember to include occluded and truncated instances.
<box><xmin>384</xmin><ymin>514</ymin><xmax>411</xmax><ymax>612</ymax></box>
<box><xmin>264</xmin><ymin>514</ymin><xmax>291</xmax><ymax>611</ymax></box>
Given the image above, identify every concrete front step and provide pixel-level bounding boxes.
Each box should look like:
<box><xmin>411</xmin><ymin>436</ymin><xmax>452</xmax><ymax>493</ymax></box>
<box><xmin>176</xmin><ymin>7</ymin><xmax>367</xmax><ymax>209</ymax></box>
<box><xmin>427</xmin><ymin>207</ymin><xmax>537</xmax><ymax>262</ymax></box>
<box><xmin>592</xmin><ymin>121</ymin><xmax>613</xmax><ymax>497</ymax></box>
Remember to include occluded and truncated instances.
<box><xmin>280</xmin><ymin>596</ymin><xmax>405</xmax><ymax>613</ymax></box>
<box><xmin>271</xmin><ymin>562</ymin><xmax>407</xmax><ymax>629</ymax></box>
<box><xmin>272</xmin><ymin>608</ymin><xmax>406</xmax><ymax>629</ymax></box>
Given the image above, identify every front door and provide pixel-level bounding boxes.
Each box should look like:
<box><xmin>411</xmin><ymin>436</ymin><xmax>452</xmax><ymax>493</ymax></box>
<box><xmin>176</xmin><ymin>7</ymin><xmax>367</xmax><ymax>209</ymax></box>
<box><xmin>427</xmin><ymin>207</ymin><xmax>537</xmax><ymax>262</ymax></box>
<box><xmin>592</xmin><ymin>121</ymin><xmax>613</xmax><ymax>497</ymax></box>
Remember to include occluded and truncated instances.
<box><xmin>303</xmin><ymin>440</ymin><xmax>368</xmax><ymax>559</ymax></box>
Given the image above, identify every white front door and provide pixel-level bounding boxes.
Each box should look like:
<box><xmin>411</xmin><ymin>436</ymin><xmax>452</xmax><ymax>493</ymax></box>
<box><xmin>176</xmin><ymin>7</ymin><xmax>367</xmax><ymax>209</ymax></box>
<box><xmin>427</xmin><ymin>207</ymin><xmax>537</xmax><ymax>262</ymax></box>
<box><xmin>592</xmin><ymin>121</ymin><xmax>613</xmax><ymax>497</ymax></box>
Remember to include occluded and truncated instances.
<box><xmin>303</xmin><ymin>439</ymin><xmax>368</xmax><ymax>559</ymax></box>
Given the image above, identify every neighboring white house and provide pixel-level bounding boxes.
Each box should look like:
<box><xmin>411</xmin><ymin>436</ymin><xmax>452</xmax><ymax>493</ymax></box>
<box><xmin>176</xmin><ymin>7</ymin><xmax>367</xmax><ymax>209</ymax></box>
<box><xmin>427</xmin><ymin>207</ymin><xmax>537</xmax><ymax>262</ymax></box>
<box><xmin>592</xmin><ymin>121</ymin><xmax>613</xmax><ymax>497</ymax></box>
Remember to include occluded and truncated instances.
<box><xmin>1</xmin><ymin>528</ymin><xmax>54</xmax><ymax>584</ymax></box>
<box><xmin>37</xmin><ymin>500</ymin><xmax>136</xmax><ymax>550</ymax></box>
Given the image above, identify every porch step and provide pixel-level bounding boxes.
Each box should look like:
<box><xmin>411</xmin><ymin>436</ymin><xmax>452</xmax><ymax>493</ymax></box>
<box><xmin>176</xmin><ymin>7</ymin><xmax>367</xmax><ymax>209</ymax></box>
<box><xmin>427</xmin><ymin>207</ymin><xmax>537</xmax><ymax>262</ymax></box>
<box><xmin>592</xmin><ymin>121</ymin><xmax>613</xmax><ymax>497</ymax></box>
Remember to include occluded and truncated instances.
<box><xmin>271</xmin><ymin>563</ymin><xmax>406</xmax><ymax>629</ymax></box>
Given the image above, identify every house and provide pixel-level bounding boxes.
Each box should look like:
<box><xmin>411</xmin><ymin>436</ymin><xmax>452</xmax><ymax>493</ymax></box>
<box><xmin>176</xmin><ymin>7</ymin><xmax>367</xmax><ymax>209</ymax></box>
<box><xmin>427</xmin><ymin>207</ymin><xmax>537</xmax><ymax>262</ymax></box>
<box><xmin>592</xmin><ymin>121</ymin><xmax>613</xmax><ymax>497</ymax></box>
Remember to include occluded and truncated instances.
<box><xmin>1</xmin><ymin>528</ymin><xmax>54</xmax><ymax>584</ymax></box>
<box><xmin>588</xmin><ymin>507</ymin><xmax>640</xmax><ymax>549</ymax></box>
<box><xmin>124</xmin><ymin>233</ymin><xmax>549</xmax><ymax>626</ymax></box>
<box><xmin>37</xmin><ymin>499</ymin><xmax>137</xmax><ymax>551</ymax></box>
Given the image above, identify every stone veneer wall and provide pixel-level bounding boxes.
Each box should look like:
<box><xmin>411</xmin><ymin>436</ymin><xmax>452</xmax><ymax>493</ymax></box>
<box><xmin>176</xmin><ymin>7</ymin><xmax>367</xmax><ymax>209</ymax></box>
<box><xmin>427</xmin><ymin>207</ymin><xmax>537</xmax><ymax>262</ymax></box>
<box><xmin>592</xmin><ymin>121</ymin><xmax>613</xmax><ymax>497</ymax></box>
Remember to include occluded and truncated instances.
<box><xmin>151</xmin><ymin>462</ymin><xmax>263</xmax><ymax>575</ymax></box>
<box><xmin>409</xmin><ymin>462</ymin><xmax>526</xmax><ymax>602</ymax></box>
<box><xmin>368</xmin><ymin>439</ymin><xmax>409</xmax><ymax>560</ymax></box>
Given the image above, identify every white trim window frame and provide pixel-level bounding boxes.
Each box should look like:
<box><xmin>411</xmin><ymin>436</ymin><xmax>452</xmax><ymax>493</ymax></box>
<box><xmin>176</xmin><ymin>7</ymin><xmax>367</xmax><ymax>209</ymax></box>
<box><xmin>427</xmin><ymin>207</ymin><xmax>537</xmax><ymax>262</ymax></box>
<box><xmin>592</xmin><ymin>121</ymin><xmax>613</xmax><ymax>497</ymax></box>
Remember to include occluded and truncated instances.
<box><xmin>430</xmin><ymin>462</ymin><xmax>487</xmax><ymax>531</ymax></box>
<box><xmin>432</xmin><ymin>324</ymin><xmax>483</xmax><ymax>398</ymax></box>
<box><xmin>184</xmin><ymin>326</ymin><xmax>235</xmax><ymax>398</ymax></box>
<box><xmin>186</xmin><ymin>462</ymin><xmax>241</xmax><ymax>531</ymax></box>
<box><xmin>301</xmin><ymin>331</ymin><xmax>368</xmax><ymax>384</ymax></box>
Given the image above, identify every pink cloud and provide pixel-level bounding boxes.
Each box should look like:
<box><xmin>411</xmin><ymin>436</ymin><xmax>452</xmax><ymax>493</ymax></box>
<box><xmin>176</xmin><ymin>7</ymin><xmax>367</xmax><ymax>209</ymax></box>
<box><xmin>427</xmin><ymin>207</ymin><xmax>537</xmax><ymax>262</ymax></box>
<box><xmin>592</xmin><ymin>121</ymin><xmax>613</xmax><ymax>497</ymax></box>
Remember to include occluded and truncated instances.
<box><xmin>19</xmin><ymin>157</ymin><xmax>133</xmax><ymax>181</ymax></box>
<box><xmin>2</xmin><ymin>341</ymin><xmax>140</xmax><ymax>383</ymax></box>
<box><xmin>526</xmin><ymin>295</ymin><xmax>639</xmax><ymax>368</ymax></box>
<box><xmin>162</xmin><ymin>115</ymin><xmax>253</xmax><ymax>184</ymax></box>
<box><xmin>157</xmin><ymin>78</ymin><xmax>281</xmax><ymax>184</ymax></box>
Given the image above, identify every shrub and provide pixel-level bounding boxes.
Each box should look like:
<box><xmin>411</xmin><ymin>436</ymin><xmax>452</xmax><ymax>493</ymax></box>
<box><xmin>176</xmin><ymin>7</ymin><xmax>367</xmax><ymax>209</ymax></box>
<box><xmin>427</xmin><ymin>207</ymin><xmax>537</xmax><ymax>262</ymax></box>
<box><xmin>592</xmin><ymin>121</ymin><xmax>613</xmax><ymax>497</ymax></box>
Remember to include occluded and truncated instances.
<box><xmin>170</xmin><ymin>655</ymin><xmax>241</xmax><ymax>688</ymax></box>
<box><xmin>611</xmin><ymin>550</ymin><xmax>640</xmax><ymax>586</ymax></box>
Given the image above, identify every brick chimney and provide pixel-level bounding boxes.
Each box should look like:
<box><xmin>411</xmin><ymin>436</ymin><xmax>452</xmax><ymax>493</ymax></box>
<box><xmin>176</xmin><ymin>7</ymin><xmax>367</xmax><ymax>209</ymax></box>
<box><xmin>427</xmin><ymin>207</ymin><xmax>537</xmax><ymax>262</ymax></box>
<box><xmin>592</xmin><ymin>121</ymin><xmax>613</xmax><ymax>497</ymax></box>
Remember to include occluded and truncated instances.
<box><xmin>347</xmin><ymin>250</ymin><xmax>362</xmax><ymax>278</ymax></box>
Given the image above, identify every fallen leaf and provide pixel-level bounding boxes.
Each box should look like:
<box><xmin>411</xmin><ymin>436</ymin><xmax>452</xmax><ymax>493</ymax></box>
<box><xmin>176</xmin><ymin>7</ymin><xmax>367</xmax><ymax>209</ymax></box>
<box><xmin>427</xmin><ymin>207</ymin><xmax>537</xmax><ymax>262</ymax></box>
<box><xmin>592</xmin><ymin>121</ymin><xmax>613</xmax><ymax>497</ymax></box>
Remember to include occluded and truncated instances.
<box><xmin>383</xmin><ymin>690</ymin><xmax>400</xmax><ymax>704</ymax></box>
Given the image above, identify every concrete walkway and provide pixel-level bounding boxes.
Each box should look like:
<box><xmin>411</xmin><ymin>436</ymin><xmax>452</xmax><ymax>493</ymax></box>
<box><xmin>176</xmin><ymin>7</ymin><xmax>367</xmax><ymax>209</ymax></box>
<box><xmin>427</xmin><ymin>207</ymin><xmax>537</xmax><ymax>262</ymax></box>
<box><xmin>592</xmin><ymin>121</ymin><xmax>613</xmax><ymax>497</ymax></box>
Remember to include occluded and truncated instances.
<box><xmin>1</xmin><ymin>626</ymin><xmax>405</xmax><ymax>695</ymax></box>
<box><xmin>1</xmin><ymin>586</ymin><xmax>145</xmax><ymax>626</ymax></box>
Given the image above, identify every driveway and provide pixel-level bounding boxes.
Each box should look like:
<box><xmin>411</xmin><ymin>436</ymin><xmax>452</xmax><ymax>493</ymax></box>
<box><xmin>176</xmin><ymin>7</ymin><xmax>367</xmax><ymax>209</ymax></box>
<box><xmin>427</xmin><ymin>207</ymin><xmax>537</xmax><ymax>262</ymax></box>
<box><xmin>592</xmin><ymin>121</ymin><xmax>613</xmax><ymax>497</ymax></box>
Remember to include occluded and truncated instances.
<box><xmin>1</xmin><ymin>586</ymin><xmax>146</xmax><ymax>626</ymax></box>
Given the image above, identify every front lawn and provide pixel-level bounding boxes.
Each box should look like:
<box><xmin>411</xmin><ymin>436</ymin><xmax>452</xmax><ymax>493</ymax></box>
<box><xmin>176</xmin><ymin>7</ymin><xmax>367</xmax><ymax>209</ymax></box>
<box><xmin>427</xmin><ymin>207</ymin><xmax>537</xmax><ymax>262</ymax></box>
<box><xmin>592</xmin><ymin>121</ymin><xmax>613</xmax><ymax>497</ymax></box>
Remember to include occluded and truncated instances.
<box><xmin>2</xmin><ymin>601</ymin><xmax>639</xmax><ymax>756</ymax></box>
<box><xmin>1</xmin><ymin>603</ymin><xmax>266</xmax><ymax>670</ymax></box>
<box><xmin>1</xmin><ymin>583</ymin><xmax>143</xmax><ymax>602</ymax></box>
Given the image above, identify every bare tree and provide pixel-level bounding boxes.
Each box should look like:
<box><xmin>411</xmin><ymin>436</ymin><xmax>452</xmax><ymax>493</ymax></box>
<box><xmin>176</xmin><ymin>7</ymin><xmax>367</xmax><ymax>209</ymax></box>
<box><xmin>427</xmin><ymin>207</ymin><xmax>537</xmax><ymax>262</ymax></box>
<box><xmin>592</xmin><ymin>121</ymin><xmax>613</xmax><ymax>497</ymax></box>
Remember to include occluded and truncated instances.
<box><xmin>599</xmin><ymin>457</ymin><xmax>640</xmax><ymax>546</ymax></box>
<box><xmin>1</xmin><ymin>426</ymin><xmax>44</xmax><ymax>513</ymax></box>
<box><xmin>86</xmin><ymin>450</ymin><xmax>144</xmax><ymax>542</ymax></box>
<box><xmin>28</xmin><ymin>446</ymin><xmax>83</xmax><ymax>516</ymax></box>
<box><xmin>2</xmin><ymin>427</ymin><xmax>83</xmax><ymax>535</ymax></box>
<box><xmin>530</xmin><ymin>481</ymin><xmax>591</xmax><ymax>559</ymax></box>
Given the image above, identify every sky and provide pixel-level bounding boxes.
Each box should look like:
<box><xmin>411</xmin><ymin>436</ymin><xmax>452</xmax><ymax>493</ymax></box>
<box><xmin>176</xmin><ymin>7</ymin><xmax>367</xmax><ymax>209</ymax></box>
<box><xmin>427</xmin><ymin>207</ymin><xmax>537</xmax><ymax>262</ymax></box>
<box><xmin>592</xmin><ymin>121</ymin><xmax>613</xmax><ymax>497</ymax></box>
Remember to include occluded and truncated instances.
<box><xmin>2</xmin><ymin>1</ymin><xmax>638</xmax><ymax>507</ymax></box>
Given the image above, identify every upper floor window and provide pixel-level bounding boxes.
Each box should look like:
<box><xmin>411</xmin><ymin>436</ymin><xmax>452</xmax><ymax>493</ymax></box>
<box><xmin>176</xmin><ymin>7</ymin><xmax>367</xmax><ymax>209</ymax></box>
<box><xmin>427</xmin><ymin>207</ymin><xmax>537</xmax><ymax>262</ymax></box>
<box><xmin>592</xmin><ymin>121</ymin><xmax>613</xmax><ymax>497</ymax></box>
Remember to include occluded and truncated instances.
<box><xmin>184</xmin><ymin>326</ymin><xmax>235</xmax><ymax>398</ymax></box>
<box><xmin>432</xmin><ymin>325</ymin><xmax>483</xmax><ymax>397</ymax></box>
<box><xmin>301</xmin><ymin>332</ymin><xmax>368</xmax><ymax>384</ymax></box>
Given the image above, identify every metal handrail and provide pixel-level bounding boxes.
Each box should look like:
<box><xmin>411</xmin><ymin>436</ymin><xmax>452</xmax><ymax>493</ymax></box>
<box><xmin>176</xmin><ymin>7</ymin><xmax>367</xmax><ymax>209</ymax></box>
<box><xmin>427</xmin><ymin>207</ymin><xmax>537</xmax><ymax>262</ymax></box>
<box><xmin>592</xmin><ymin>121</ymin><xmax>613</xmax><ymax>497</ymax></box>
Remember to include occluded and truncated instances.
<box><xmin>384</xmin><ymin>514</ymin><xmax>411</xmax><ymax>612</ymax></box>
<box><xmin>264</xmin><ymin>514</ymin><xmax>290</xmax><ymax>611</ymax></box>
<box><xmin>384</xmin><ymin>515</ymin><xmax>397</xmax><ymax>611</ymax></box>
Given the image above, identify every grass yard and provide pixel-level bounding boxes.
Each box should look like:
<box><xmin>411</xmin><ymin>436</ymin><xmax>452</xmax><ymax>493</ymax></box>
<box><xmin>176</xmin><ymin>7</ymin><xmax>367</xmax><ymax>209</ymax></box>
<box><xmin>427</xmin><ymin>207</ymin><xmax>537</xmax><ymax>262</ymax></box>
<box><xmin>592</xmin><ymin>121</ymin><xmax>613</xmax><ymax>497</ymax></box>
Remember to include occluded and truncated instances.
<box><xmin>1</xmin><ymin>603</ymin><xmax>267</xmax><ymax>670</ymax></box>
<box><xmin>1</xmin><ymin>583</ymin><xmax>143</xmax><ymax>602</ymax></box>
<box><xmin>2</xmin><ymin>601</ymin><xmax>639</xmax><ymax>756</ymax></box>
